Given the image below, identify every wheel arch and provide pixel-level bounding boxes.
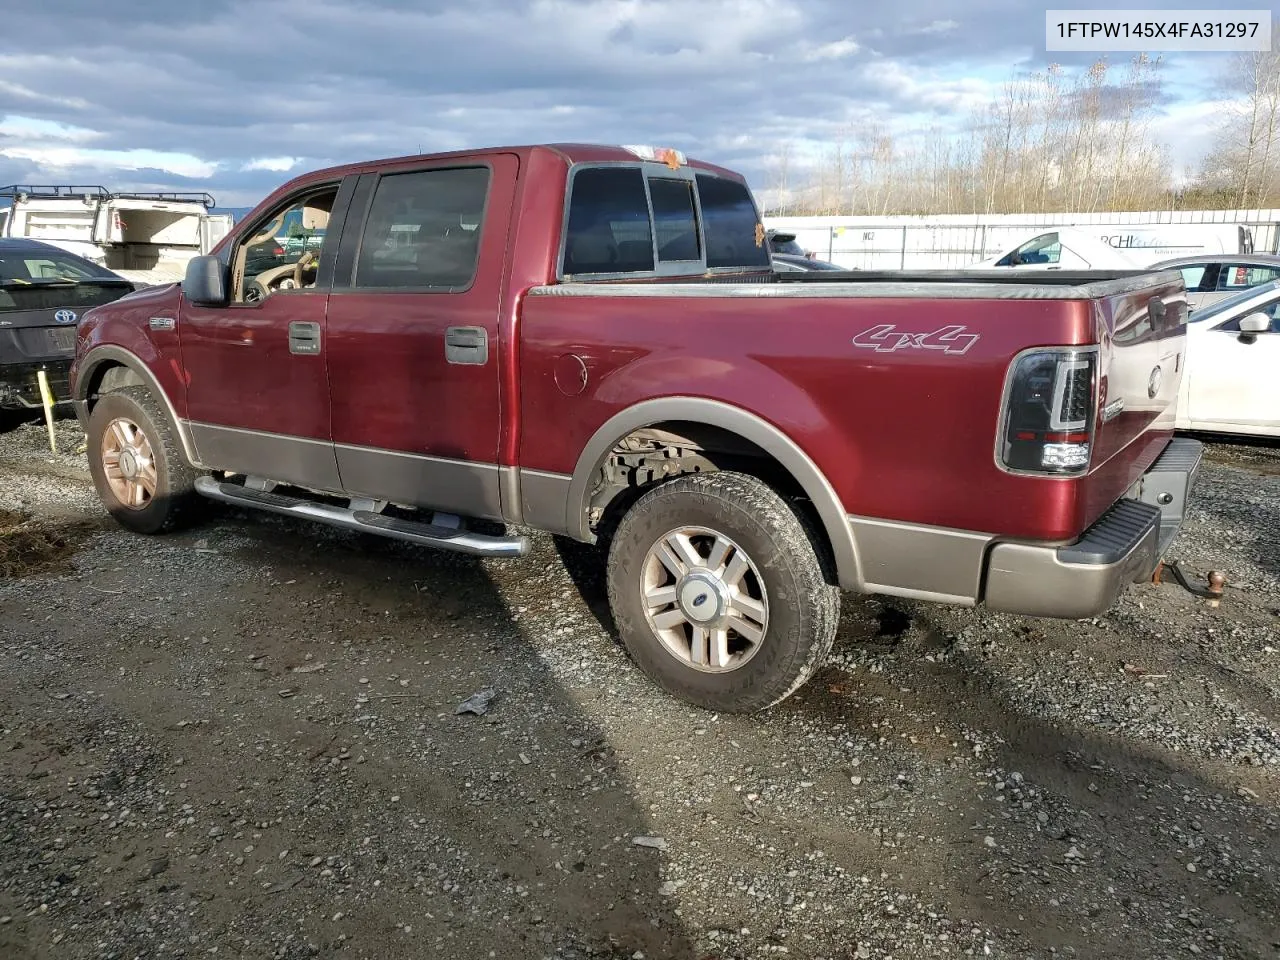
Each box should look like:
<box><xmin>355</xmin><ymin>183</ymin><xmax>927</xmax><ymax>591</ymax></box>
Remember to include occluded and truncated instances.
<box><xmin>75</xmin><ymin>345</ymin><xmax>201</xmax><ymax>467</ymax></box>
<box><xmin>566</xmin><ymin>397</ymin><xmax>860</xmax><ymax>590</ymax></box>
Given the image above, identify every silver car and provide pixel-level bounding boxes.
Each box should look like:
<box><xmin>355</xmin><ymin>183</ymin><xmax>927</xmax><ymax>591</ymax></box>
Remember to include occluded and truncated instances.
<box><xmin>1148</xmin><ymin>253</ymin><xmax>1280</xmax><ymax>310</ymax></box>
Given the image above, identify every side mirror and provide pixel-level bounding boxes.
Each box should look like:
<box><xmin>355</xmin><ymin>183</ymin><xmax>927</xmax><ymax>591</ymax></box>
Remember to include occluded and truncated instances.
<box><xmin>182</xmin><ymin>255</ymin><xmax>228</xmax><ymax>306</ymax></box>
<box><xmin>1239</xmin><ymin>312</ymin><xmax>1271</xmax><ymax>334</ymax></box>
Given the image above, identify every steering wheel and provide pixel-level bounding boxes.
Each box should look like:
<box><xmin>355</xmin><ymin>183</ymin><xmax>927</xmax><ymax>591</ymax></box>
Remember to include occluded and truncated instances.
<box><xmin>293</xmin><ymin>249</ymin><xmax>318</xmax><ymax>288</ymax></box>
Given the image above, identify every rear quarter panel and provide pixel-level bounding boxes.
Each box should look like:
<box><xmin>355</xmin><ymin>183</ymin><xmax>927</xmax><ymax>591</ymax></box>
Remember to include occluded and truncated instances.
<box><xmin>517</xmin><ymin>281</ymin><xmax>1180</xmax><ymax>542</ymax></box>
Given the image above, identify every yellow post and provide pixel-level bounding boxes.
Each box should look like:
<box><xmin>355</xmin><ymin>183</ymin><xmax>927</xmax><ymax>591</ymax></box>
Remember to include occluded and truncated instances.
<box><xmin>36</xmin><ymin>368</ymin><xmax>57</xmax><ymax>455</ymax></box>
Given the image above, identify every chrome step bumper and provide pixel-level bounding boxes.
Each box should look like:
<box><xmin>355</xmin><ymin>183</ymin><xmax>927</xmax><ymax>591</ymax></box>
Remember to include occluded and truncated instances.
<box><xmin>983</xmin><ymin>438</ymin><xmax>1203</xmax><ymax>619</ymax></box>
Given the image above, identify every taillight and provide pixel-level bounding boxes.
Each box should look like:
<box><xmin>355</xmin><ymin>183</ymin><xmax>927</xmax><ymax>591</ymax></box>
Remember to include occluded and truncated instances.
<box><xmin>999</xmin><ymin>348</ymin><xmax>1097</xmax><ymax>476</ymax></box>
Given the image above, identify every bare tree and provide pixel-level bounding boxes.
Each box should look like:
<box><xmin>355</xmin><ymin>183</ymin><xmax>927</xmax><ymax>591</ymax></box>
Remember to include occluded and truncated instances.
<box><xmin>763</xmin><ymin>142</ymin><xmax>795</xmax><ymax>215</ymax></box>
<box><xmin>1195</xmin><ymin>25</ymin><xmax>1280</xmax><ymax>207</ymax></box>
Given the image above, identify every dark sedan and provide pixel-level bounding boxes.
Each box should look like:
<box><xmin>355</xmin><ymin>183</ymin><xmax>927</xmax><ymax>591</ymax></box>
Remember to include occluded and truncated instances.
<box><xmin>771</xmin><ymin>253</ymin><xmax>847</xmax><ymax>272</ymax></box>
<box><xmin>0</xmin><ymin>238</ymin><xmax>134</xmax><ymax>419</ymax></box>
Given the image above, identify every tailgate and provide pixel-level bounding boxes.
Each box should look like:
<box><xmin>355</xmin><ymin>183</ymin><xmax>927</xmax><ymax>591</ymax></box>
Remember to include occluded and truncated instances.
<box><xmin>1086</xmin><ymin>270</ymin><xmax>1188</xmax><ymax>515</ymax></box>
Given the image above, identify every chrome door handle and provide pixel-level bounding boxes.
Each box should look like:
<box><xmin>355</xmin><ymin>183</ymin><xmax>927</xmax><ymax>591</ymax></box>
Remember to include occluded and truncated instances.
<box><xmin>289</xmin><ymin>321</ymin><xmax>322</xmax><ymax>356</ymax></box>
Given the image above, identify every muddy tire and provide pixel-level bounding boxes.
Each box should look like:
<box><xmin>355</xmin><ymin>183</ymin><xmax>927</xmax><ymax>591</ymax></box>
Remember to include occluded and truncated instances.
<box><xmin>606</xmin><ymin>472</ymin><xmax>840</xmax><ymax>713</ymax></box>
<box><xmin>87</xmin><ymin>386</ymin><xmax>202</xmax><ymax>534</ymax></box>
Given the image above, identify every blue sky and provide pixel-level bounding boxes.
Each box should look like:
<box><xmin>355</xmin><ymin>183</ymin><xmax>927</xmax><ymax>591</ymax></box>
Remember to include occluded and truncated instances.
<box><xmin>0</xmin><ymin>0</ymin><xmax>1254</xmax><ymax>209</ymax></box>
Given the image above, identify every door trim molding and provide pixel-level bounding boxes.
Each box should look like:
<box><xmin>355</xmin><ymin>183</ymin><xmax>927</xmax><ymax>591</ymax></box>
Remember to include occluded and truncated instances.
<box><xmin>333</xmin><ymin>442</ymin><xmax>504</xmax><ymax>521</ymax></box>
<box><xmin>188</xmin><ymin>421</ymin><xmax>342</xmax><ymax>492</ymax></box>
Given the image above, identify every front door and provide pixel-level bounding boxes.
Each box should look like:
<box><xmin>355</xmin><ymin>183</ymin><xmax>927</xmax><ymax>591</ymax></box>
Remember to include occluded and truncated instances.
<box><xmin>179</xmin><ymin>177</ymin><xmax>355</xmax><ymax>490</ymax></box>
<box><xmin>324</xmin><ymin>156</ymin><xmax>518</xmax><ymax>520</ymax></box>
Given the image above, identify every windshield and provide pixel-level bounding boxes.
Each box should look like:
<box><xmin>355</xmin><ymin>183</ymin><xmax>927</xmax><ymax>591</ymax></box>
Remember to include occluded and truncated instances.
<box><xmin>1189</xmin><ymin>278</ymin><xmax>1280</xmax><ymax>323</ymax></box>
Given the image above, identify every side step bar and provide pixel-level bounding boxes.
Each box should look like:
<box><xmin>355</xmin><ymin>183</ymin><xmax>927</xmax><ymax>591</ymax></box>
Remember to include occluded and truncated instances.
<box><xmin>194</xmin><ymin>476</ymin><xmax>530</xmax><ymax>558</ymax></box>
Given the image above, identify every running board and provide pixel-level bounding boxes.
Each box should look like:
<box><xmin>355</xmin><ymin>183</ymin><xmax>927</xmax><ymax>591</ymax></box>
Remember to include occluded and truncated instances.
<box><xmin>194</xmin><ymin>476</ymin><xmax>530</xmax><ymax>558</ymax></box>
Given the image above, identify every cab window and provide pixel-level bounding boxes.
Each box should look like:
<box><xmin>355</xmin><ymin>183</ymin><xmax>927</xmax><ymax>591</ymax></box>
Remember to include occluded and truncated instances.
<box><xmin>354</xmin><ymin>167</ymin><xmax>490</xmax><ymax>290</ymax></box>
<box><xmin>234</xmin><ymin>187</ymin><xmax>338</xmax><ymax>303</ymax></box>
<box><xmin>1216</xmin><ymin>263</ymin><xmax>1280</xmax><ymax>290</ymax></box>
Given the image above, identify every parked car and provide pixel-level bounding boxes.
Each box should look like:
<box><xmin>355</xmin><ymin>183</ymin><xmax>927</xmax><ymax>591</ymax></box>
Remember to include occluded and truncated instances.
<box><xmin>70</xmin><ymin>142</ymin><xmax>1200</xmax><ymax>713</ymax></box>
<box><xmin>0</xmin><ymin>238</ymin><xmax>134</xmax><ymax>417</ymax></box>
<box><xmin>975</xmin><ymin>224</ymin><xmax>1245</xmax><ymax>270</ymax></box>
<box><xmin>766</xmin><ymin>229</ymin><xmax>845</xmax><ymax>270</ymax></box>
<box><xmin>772</xmin><ymin>253</ymin><xmax>846</xmax><ymax>272</ymax></box>
<box><xmin>972</xmin><ymin>228</ymin><xmax>1145</xmax><ymax>270</ymax></box>
<box><xmin>1147</xmin><ymin>253</ymin><xmax>1280</xmax><ymax>310</ymax></box>
<box><xmin>1174</xmin><ymin>277</ymin><xmax>1280</xmax><ymax>438</ymax></box>
<box><xmin>765</xmin><ymin>229</ymin><xmax>813</xmax><ymax>258</ymax></box>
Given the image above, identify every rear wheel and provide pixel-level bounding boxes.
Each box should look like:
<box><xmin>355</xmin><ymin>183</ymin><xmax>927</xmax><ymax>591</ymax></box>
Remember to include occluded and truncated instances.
<box><xmin>86</xmin><ymin>386</ymin><xmax>201</xmax><ymax>534</ymax></box>
<box><xmin>606</xmin><ymin>472</ymin><xmax>840</xmax><ymax>713</ymax></box>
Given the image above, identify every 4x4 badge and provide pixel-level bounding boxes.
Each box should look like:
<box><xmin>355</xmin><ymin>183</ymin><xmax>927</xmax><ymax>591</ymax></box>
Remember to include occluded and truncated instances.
<box><xmin>851</xmin><ymin>323</ymin><xmax>979</xmax><ymax>356</ymax></box>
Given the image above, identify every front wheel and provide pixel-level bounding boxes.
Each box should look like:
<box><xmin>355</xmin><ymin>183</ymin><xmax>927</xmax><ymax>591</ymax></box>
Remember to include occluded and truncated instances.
<box><xmin>86</xmin><ymin>386</ymin><xmax>201</xmax><ymax>534</ymax></box>
<box><xmin>606</xmin><ymin>472</ymin><xmax>840</xmax><ymax>713</ymax></box>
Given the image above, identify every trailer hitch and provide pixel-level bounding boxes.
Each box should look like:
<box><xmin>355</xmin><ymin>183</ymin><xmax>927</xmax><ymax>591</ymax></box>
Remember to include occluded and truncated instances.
<box><xmin>1152</xmin><ymin>561</ymin><xmax>1226</xmax><ymax>607</ymax></box>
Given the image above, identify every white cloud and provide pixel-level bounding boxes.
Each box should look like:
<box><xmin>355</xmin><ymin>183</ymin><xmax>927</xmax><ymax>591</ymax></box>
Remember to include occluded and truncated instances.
<box><xmin>241</xmin><ymin>156</ymin><xmax>301</xmax><ymax>172</ymax></box>
<box><xmin>0</xmin><ymin>78</ymin><xmax>88</xmax><ymax>110</ymax></box>
<box><xmin>0</xmin><ymin>145</ymin><xmax>216</xmax><ymax>179</ymax></box>
<box><xmin>0</xmin><ymin>115</ymin><xmax>99</xmax><ymax>143</ymax></box>
<box><xmin>913</xmin><ymin>19</ymin><xmax>958</xmax><ymax>35</ymax></box>
<box><xmin>1151</xmin><ymin>97</ymin><xmax>1236</xmax><ymax>175</ymax></box>
<box><xmin>860</xmin><ymin>59</ymin><xmax>998</xmax><ymax>114</ymax></box>
<box><xmin>803</xmin><ymin>36</ymin><xmax>859</xmax><ymax>61</ymax></box>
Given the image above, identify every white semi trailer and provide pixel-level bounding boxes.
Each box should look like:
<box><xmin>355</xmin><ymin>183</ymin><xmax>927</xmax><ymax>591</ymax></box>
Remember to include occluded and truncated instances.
<box><xmin>0</xmin><ymin>185</ymin><xmax>233</xmax><ymax>286</ymax></box>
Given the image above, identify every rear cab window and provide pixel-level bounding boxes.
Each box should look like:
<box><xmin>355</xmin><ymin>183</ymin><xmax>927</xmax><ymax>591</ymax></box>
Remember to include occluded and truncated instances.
<box><xmin>560</xmin><ymin>162</ymin><xmax>769</xmax><ymax>280</ymax></box>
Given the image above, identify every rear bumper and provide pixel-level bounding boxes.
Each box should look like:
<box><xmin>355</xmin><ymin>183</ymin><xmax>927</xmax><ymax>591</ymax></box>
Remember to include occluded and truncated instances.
<box><xmin>983</xmin><ymin>437</ymin><xmax>1203</xmax><ymax>618</ymax></box>
<box><xmin>0</xmin><ymin>359</ymin><xmax>73</xmax><ymax>410</ymax></box>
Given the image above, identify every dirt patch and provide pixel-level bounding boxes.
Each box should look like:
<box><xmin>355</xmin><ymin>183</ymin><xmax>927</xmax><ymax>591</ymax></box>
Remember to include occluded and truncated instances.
<box><xmin>1</xmin><ymin>430</ymin><xmax>1278</xmax><ymax>959</ymax></box>
<box><xmin>0</xmin><ymin>509</ymin><xmax>90</xmax><ymax>578</ymax></box>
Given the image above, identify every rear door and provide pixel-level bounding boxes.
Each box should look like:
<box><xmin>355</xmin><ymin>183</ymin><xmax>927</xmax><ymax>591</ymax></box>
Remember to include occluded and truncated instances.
<box><xmin>324</xmin><ymin>154</ymin><xmax>519</xmax><ymax>520</ymax></box>
<box><xmin>178</xmin><ymin>176</ymin><xmax>357</xmax><ymax>490</ymax></box>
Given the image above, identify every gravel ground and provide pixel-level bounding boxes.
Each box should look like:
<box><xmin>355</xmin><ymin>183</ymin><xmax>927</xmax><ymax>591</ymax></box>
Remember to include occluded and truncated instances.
<box><xmin>0</xmin><ymin>418</ymin><xmax>1277</xmax><ymax>960</ymax></box>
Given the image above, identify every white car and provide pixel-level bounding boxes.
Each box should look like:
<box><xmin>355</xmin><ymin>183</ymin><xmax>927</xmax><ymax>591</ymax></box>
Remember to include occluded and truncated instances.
<box><xmin>972</xmin><ymin>228</ymin><xmax>1145</xmax><ymax>270</ymax></box>
<box><xmin>1176</xmin><ymin>278</ymin><xmax>1280</xmax><ymax>438</ymax></box>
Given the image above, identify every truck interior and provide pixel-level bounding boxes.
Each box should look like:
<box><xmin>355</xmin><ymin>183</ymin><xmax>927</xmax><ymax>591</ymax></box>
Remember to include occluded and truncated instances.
<box><xmin>235</xmin><ymin>187</ymin><xmax>337</xmax><ymax>302</ymax></box>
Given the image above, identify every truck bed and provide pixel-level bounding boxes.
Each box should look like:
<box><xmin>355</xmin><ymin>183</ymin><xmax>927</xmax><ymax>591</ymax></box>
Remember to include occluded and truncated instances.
<box><xmin>772</xmin><ymin>267</ymin><xmax>1183</xmax><ymax>294</ymax></box>
<box><xmin>535</xmin><ymin>268</ymin><xmax>1183</xmax><ymax>299</ymax></box>
<box><xmin>521</xmin><ymin>266</ymin><xmax>1188</xmax><ymax>551</ymax></box>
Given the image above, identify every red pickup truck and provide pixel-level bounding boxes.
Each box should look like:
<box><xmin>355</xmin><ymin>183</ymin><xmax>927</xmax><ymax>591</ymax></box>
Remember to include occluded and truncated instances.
<box><xmin>69</xmin><ymin>143</ymin><xmax>1202</xmax><ymax>713</ymax></box>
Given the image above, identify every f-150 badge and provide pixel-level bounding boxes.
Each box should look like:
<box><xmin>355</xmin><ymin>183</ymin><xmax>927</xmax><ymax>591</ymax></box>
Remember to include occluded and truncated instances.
<box><xmin>851</xmin><ymin>324</ymin><xmax>979</xmax><ymax>355</ymax></box>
